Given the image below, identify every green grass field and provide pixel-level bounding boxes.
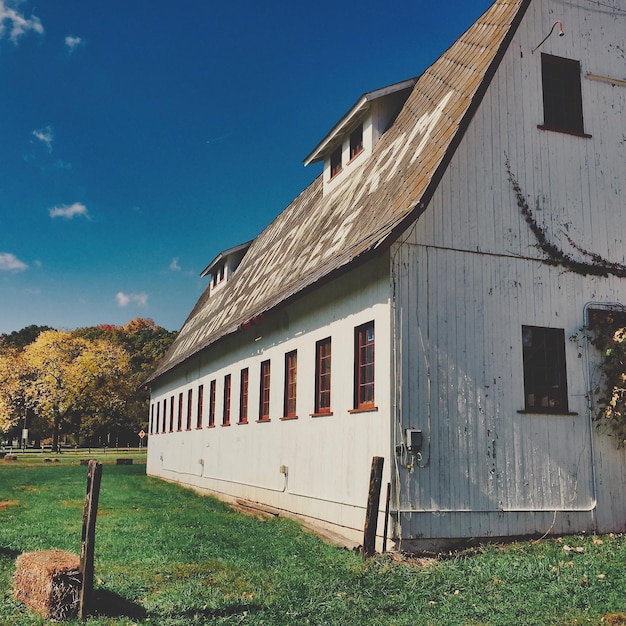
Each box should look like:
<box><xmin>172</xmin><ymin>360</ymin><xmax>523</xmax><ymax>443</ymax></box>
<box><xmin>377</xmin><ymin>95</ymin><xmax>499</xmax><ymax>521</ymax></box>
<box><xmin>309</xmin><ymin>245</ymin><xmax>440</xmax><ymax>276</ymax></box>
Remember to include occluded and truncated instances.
<box><xmin>1</xmin><ymin>457</ymin><xmax>626</xmax><ymax>625</ymax></box>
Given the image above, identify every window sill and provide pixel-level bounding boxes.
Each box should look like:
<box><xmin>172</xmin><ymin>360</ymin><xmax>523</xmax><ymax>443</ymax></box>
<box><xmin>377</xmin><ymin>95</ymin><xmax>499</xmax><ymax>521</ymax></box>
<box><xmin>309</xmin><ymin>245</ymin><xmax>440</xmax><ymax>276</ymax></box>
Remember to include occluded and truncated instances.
<box><xmin>348</xmin><ymin>406</ymin><xmax>378</xmax><ymax>414</ymax></box>
<box><xmin>280</xmin><ymin>415</ymin><xmax>298</xmax><ymax>421</ymax></box>
<box><xmin>329</xmin><ymin>167</ymin><xmax>343</xmax><ymax>182</ymax></box>
<box><xmin>347</xmin><ymin>149</ymin><xmax>364</xmax><ymax>166</ymax></box>
<box><xmin>221</xmin><ymin>423</ymin><xmax>231</xmax><ymax>427</ymax></box>
<box><xmin>195</xmin><ymin>427</ymin><xmax>203</xmax><ymax>430</ymax></box>
<box><xmin>256</xmin><ymin>418</ymin><xmax>271</xmax><ymax>424</ymax></box>
<box><xmin>517</xmin><ymin>409</ymin><xmax>578</xmax><ymax>416</ymax></box>
<box><xmin>237</xmin><ymin>420</ymin><xmax>248</xmax><ymax>425</ymax></box>
<box><xmin>537</xmin><ymin>124</ymin><xmax>592</xmax><ymax>138</ymax></box>
<box><xmin>310</xmin><ymin>411</ymin><xmax>333</xmax><ymax>418</ymax></box>
<box><xmin>207</xmin><ymin>424</ymin><xmax>216</xmax><ymax>429</ymax></box>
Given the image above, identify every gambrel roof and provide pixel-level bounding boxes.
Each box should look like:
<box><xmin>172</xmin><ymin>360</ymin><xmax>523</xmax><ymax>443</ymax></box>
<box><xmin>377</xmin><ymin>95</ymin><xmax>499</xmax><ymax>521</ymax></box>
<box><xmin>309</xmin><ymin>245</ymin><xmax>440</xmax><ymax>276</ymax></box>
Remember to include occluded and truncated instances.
<box><xmin>147</xmin><ymin>0</ymin><xmax>530</xmax><ymax>384</ymax></box>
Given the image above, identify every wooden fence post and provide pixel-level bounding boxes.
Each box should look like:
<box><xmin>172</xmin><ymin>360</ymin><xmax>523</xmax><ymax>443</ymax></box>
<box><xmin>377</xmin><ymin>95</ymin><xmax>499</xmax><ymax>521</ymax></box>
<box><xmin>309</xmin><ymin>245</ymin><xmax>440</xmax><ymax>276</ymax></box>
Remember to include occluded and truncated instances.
<box><xmin>363</xmin><ymin>456</ymin><xmax>384</xmax><ymax>559</ymax></box>
<box><xmin>78</xmin><ymin>460</ymin><xmax>102</xmax><ymax>619</ymax></box>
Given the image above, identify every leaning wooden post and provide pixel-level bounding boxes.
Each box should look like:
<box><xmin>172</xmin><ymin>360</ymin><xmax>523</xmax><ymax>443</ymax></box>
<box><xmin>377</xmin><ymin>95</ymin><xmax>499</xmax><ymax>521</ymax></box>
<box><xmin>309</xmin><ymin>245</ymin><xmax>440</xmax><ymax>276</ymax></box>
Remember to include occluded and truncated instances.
<box><xmin>78</xmin><ymin>460</ymin><xmax>103</xmax><ymax>619</ymax></box>
<box><xmin>363</xmin><ymin>456</ymin><xmax>384</xmax><ymax>559</ymax></box>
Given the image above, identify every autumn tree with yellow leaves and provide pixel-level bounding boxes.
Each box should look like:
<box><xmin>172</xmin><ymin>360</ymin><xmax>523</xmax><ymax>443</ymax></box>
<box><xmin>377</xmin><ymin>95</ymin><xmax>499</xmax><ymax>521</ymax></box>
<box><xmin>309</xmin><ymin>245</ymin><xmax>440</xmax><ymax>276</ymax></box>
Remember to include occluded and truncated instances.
<box><xmin>0</xmin><ymin>330</ymin><xmax>131</xmax><ymax>451</ymax></box>
<box><xmin>0</xmin><ymin>319</ymin><xmax>177</xmax><ymax>448</ymax></box>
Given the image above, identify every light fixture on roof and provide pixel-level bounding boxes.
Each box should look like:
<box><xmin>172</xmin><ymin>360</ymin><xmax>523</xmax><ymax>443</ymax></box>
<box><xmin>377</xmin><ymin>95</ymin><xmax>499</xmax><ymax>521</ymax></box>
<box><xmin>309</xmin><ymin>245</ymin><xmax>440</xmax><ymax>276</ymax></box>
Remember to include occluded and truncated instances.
<box><xmin>532</xmin><ymin>20</ymin><xmax>565</xmax><ymax>54</ymax></box>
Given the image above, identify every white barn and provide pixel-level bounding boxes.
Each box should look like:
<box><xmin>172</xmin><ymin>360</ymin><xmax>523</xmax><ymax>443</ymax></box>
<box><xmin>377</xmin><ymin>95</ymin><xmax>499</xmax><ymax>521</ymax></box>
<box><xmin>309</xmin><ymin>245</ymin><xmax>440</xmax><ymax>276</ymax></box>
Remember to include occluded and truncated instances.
<box><xmin>146</xmin><ymin>0</ymin><xmax>626</xmax><ymax>551</ymax></box>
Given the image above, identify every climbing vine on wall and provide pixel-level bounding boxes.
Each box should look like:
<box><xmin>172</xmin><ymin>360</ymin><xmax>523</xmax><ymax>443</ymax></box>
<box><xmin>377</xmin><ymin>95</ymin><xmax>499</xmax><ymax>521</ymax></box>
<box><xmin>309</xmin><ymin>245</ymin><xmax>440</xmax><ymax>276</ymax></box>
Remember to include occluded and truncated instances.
<box><xmin>505</xmin><ymin>159</ymin><xmax>626</xmax><ymax>444</ymax></box>
<box><xmin>505</xmin><ymin>158</ymin><xmax>626</xmax><ymax>278</ymax></box>
<box><xmin>574</xmin><ymin>310</ymin><xmax>626</xmax><ymax>445</ymax></box>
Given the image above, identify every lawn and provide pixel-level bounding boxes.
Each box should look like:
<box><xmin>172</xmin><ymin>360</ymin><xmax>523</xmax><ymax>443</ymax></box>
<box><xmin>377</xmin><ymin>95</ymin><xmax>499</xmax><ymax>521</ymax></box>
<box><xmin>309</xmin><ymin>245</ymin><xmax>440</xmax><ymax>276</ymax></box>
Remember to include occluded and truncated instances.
<box><xmin>1</xmin><ymin>457</ymin><xmax>626</xmax><ymax>625</ymax></box>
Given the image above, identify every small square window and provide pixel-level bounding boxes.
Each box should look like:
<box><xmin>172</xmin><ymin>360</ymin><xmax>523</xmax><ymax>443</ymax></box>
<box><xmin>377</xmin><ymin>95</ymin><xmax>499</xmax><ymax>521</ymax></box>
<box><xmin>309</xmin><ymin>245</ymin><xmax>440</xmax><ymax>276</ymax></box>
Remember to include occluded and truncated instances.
<box><xmin>522</xmin><ymin>325</ymin><xmax>569</xmax><ymax>413</ymax></box>
<box><xmin>540</xmin><ymin>53</ymin><xmax>586</xmax><ymax>136</ymax></box>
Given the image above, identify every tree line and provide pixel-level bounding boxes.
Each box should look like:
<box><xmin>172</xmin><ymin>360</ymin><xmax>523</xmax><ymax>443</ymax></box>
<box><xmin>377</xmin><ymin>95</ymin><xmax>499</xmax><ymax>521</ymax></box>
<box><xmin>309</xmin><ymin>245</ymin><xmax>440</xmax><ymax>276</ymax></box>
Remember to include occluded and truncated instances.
<box><xmin>0</xmin><ymin>318</ymin><xmax>177</xmax><ymax>451</ymax></box>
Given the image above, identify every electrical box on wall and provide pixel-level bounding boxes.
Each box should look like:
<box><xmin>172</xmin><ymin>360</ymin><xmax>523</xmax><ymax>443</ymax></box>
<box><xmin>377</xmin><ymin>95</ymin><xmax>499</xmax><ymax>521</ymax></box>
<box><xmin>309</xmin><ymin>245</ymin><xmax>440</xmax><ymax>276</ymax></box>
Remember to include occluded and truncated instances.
<box><xmin>405</xmin><ymin>429</ymin><xmax>423</xmax><ymax>453</ymax></box>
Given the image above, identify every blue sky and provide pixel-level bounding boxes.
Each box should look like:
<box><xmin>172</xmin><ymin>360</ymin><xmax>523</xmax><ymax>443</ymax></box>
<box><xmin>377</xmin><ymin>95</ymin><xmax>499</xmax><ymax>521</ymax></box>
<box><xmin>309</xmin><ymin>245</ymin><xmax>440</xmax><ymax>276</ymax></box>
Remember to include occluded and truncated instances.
<box><xmin>0</xmin><ymin>0</ymin><xmax>493</xmax><ymax>333</ymax></box>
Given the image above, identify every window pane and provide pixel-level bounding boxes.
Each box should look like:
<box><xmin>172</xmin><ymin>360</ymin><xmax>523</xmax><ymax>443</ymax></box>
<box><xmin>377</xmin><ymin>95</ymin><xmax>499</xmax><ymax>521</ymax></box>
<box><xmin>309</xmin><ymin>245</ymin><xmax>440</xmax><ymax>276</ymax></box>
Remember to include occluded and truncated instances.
<box><xmin>355</xmin><ymin>322</ymin><xmax>375</xmax><ymax>409</ymax></box>
<box><xmin>223</xmin><ymin>374</ymin><xmax>231</xmax><ymax>425</ymax></box>
<box><xmin>284</xmin><ymin>351</ymin><xmax>297</xmax><ymax>417</ymax></box>
<box><xmin>239</xmin><ymin>368</ymin><xmax>249</xmax><ymax>424</ymax></box>
<box><xmin>315</xmin><ymin>338</ymin><xmax>332</xmax><ymax>413</ymax></box>
<box><xmin>208</xmin><ymin>380</ymin><xmax>216</xmax><ymax>427</ymax></box>
<box><xmin>541</xmin><ymin>53</ymin><xmax>584</xmax><ymax>134</ymax></box>
<box><xmin>522</xmin><ymin>325</ymin><xmax>568</xmax><ymax>412</ymax></box>
<box><xmin>197</xmin><ymin>385</ymin><xmax>203</xmax><ymax>428</ymax></box>
<box><xmin>259</xmin><ymin>360</ymin><xmax>271</xmax><ymax>420</ymax></box>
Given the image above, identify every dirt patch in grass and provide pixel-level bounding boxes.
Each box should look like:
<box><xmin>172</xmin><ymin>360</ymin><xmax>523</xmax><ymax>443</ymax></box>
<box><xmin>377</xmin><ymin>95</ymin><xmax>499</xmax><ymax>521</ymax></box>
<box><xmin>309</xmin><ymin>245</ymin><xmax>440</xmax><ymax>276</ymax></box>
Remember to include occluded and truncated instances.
<box><xmin>0</xmin><ymin>500</ymin><xmax>19</xmax><ymax>511</ymax></box>
<box><xmin>602</xmin><ymin>614</ymin><xmax>626</xmax><ymax>625</ymax></box>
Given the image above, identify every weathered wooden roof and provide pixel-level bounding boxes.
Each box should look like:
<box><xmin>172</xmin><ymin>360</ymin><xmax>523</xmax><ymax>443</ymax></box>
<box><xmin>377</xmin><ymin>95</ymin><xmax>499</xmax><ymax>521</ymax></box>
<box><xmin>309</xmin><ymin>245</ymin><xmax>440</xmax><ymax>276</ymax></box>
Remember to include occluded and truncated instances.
<box><xmin>147</xmin><ymin>0</ymin><xmax>530</xmax><ymax>384</ymax></box>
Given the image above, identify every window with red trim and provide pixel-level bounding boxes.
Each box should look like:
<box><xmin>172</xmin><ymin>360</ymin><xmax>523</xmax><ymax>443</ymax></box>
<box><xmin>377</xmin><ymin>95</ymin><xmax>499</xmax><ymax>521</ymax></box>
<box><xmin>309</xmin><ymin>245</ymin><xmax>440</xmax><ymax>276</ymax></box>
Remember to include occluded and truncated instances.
<box><xmin>259</xmin><ymin>360</ymin><xmax>271</xmax><ymax>421</ymax></box>
<box><xmin>330</xmin><ymin>146</ymin><xmax>342</xmax><ymax>179</ymax></box>
<box><xmin>196</xmin><ymin>384</ymin><xmax>204</xmax><ymax>428</ymax></box>
<box><xmin>350</xmin><ymin>124</ymin><xmax>363</xmax><ymax>160</ymax></box>
<box><xmin>162</xmin><ymin>399</ymin><xmax>167</xmax><ymax>433</ymax></box>
<box><xmin>208</xmin><ymin>380</ymin><xmax>216</xmax><ymax>427</ymax></box>
<box><xmin>355</xmin><ymin>321</ymin><xmax>375</xmax><ymax>409</ymax></box>
<box><xmin>177</xmin><ymin>393</ymin><xmax>183</xmax><ymax>430</ymax></box>
<box><xmin>284</xmin><ymin>350</ymin><xmax>297</xmax><ymax>418</ymax></box>
<box><xmin>239</xmin><ymin>368</ymin><xmax>249</xmax><ymax>424</ymax></box>
<box><xmin>186</xmin><ymin>389</ymin><xmax>193</xmax><ymax>430</ymax></box>
<box><xmin>223</xmin><ymin>374</ymin><xmax>231</xmax><ymax>425</ymax></box>
<box><xmin>315</xmin><ymin>337</ymin><xmax>332</xmax><ymax>414</ymax></box>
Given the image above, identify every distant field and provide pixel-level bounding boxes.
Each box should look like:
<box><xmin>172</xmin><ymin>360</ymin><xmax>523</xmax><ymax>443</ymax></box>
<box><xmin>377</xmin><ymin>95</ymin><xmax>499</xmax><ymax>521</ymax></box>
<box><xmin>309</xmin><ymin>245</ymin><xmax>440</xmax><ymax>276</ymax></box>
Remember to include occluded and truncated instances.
<box><xmin>1</xmin><ymin>459</ymin><xmax>626</xmax><ymax>625</ymax></box>
<box><xmin>0</xmin><ymin>447</ymin><xmax>147</xmax><ymax>467</ymax></box>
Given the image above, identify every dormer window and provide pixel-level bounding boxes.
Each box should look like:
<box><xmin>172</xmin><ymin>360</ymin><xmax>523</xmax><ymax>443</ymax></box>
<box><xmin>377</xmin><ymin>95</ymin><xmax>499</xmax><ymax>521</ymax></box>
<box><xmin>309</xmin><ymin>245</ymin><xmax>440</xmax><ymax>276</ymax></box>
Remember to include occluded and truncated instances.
<box><xmin>303</xmin><ymin>77</ymin><xmax>417</xmax><ymax>195</ymax></box>
<box><xmin>330</xmin><ymin>146</ymin><xmax>342</xmax><ymax>179</ymax></box>
<box><xmin>349</xmin><ymin>124</ymin><xmax>363</xmax><ymax>161</ymax></box>
<box><xmin>200</xmin><ymin>240</ymin><xmax>253</xmax><ymax>296</ymax></box>
<box><xmin>212</xmin><ymin>262</ymin><xmax>225</xmax><ymax>288</ymax></box>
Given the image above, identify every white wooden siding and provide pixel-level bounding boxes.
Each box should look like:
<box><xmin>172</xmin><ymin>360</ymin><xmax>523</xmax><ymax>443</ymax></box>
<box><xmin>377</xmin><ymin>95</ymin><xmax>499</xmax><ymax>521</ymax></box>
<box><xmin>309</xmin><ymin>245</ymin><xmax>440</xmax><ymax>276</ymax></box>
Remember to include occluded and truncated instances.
<box><xmin>148</xmin><ymin>255</ymin><xmax>393</xmax><ymax>545</ymax></box>
<box><xmin>392</xmin><ymin>0</ymin><xmax>626</xmax><ymax>548</ymax></box>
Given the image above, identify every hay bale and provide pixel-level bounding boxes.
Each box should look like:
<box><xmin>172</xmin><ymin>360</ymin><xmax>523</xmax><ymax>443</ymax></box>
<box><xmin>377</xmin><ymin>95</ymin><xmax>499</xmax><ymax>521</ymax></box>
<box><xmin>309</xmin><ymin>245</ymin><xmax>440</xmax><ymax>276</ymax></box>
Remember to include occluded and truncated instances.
<box><xmin>4</xmin><ymin>454</ymin><xmax>17</xmax><ymax>461</ymax></box>
<box><xmin>116</xmin><ymin>458</ymin><xmax>133</xmax><ymax>465</ymax></box>
<box><xmin>13</xmin><ymin>550</ymin><xmax>81</xmax><ymax>620</ymax></box>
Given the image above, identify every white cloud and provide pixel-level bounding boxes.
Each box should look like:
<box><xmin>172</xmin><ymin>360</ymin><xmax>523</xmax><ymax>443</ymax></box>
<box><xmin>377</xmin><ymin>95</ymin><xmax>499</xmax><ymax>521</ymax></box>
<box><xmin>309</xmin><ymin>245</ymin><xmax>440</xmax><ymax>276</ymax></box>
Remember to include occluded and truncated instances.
<box><xmin>48</xmin><ymin>202</ymin><xmax>89</xmax><ymax>219</ymax></box>
<box><xmin>169</xmin><ymin>258</ymin><xmax>181</xmax><ymax>271</ymax></box>
<box><xmin>64</xmin><ymin>35</ymin><xmax>82</xmax><ymax>51</ymax></box>
<box><xmin>116</xmin><ymin>292</ymin><xmax>148</xmax><ymax>307</ymax></box>
<box><xmin>0</xmin><ymin>252</ymin><xmax>27</xmax><ymax>271</ymax></box>
<box><xmin>32</xmin><ymin>125</ymin><xmax>53</xmax><ymax>151</ymax></box>
<box><xmin>0</xmin><ymin>0</ymin><xmax>43</xmax><ymax>43</ymax></box>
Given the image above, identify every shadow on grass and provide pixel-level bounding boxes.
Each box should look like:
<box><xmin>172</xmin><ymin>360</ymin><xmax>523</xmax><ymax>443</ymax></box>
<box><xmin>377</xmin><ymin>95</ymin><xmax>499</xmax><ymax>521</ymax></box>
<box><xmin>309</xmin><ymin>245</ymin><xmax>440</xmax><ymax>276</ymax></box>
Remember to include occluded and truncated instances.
<box><xmin>0</xmin><ymin>547</ymin><xmax>21</xmax><ymax>559</ymax></box>
<box><xmin>90</xmin><ymin>588</ymin><xmax>146</xmax><ymax>619</ymax></box>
